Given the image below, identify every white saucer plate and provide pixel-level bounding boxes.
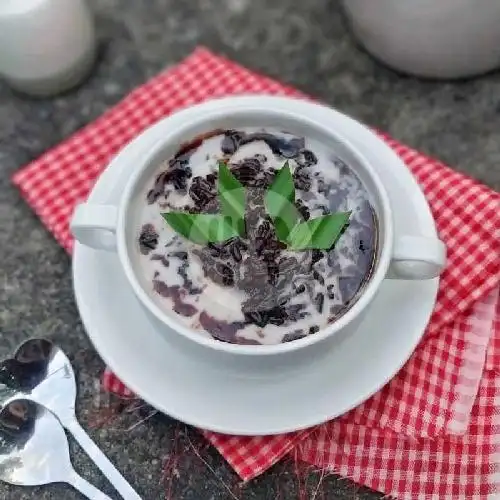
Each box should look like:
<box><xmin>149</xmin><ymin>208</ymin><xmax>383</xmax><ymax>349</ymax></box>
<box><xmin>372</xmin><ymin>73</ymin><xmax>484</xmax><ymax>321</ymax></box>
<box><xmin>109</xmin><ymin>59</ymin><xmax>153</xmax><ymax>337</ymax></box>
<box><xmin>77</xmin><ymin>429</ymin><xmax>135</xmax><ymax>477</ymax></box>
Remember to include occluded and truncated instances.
<box><xmin>73</xmin><ymin>97</ymin><xmax>439</xmax><ymax>435</ymax></box>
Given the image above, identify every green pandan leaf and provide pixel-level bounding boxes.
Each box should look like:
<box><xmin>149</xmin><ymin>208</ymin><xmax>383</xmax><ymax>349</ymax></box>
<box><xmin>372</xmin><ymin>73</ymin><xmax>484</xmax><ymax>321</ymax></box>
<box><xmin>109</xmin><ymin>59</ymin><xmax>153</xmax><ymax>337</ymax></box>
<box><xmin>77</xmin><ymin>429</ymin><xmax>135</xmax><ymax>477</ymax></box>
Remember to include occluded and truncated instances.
<box><xmin>264</xmin><ymin>162</ymin><xmax>301</xmax><ymax>242</ymax></box>
<box><xmin>287</xmin><ymin>212</ymin><xmax>351</xmax><ymax>250</ymax></box>
<box><xmin>217</xmin><ymin>161</ymin><xmax>246</xmax><ymax>236</ymax></box>
<box><xmin>161</xmin><ymin>212</ymin><xmax>240</xmax><ymax>245</ymax></box>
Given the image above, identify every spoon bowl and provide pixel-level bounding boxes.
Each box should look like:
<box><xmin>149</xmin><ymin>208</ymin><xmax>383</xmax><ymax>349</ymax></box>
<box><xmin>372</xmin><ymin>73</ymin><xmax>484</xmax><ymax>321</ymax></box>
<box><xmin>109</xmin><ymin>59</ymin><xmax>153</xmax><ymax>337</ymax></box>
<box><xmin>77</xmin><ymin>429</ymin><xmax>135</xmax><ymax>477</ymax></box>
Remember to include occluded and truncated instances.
<box><xmin>0</xmin><ymin>399</ymin><xmax>110</xmax><ymax>499</ymax></box>
<box><xmin>11</xmin><ymin>338</ymin><xmax>76</xmax><ymax>422</ymax></box>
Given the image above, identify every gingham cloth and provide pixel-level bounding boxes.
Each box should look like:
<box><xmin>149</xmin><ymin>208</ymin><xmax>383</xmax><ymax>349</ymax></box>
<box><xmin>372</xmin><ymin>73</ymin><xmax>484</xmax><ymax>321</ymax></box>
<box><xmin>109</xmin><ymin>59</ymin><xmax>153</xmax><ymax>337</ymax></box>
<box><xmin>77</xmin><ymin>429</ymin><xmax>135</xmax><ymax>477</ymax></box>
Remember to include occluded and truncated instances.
<box><xmin>12</xmin><ymin>48</ymin><xmax>500</xmax><ymax>498</ymax></box>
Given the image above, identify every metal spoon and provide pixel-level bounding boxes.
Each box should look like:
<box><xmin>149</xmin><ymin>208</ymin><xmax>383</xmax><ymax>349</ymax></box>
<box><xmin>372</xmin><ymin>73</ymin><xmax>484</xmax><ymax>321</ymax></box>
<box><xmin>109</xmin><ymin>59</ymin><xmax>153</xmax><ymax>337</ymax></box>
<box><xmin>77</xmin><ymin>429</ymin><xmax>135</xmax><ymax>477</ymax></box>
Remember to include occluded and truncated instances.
<box><xmin>0</xmin><ymin>399</ymin><xmax>111</xmax><ymax>499</ymax></box>
<box><xmin>0</xmin><ymin>338</ymin><xmax>141</xmax><ymax>500</ymax></box>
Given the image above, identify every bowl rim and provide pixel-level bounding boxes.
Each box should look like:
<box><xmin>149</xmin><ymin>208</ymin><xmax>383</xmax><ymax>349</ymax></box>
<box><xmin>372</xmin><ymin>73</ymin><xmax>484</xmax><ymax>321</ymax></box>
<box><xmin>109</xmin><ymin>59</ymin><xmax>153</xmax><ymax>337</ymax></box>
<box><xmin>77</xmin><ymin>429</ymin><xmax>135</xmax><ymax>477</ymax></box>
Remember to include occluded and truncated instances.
<box><xmin>115</xmin><ymin>97</ymin><xmax>393</xmax><ymax>355</ymax></box>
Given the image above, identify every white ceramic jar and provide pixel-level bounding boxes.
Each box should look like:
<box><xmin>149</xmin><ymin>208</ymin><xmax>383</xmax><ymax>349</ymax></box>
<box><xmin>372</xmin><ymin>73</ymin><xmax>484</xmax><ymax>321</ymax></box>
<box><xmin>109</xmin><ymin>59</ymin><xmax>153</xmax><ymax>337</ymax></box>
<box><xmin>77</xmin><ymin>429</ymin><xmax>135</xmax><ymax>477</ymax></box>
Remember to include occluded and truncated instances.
<box><xmin>341</xmin><ymin>0</ymin><xmax>500</xmax><ymax>79</ymax></box>
<box><xmin>0</xmin><ymin>0</ymin><xmax>96</xmax><ymax>96</ymax></box>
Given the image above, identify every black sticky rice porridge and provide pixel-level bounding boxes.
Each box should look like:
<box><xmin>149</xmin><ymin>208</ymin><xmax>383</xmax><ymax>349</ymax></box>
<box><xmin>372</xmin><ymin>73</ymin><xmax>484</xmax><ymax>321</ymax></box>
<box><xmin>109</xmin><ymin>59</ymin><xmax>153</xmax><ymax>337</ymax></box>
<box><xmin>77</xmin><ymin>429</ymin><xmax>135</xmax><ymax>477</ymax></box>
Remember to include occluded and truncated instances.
<box><xmin>135</xmin><ymin>128</ymin><xmax>377</xmax><ymax>345</ymax></box>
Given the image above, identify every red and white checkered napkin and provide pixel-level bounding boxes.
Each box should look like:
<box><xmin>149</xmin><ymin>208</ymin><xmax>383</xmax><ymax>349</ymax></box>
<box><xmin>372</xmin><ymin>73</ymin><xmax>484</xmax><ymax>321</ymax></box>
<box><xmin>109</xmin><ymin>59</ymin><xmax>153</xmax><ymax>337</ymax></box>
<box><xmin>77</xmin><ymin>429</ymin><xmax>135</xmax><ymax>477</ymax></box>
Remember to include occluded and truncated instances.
<box><xmin>12</xmin><ymin>48</ymin><xmax>500</xmax><ymax>498</ymax></box>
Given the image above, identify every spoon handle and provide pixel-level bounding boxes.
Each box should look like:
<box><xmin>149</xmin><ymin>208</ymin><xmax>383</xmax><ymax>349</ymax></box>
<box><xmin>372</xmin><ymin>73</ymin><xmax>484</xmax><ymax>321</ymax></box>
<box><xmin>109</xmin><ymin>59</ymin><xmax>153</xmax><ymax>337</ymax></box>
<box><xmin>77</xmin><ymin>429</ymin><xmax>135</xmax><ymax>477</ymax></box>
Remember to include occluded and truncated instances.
<box><xmin>66</xmin><ymin>417</ymin><xmax>142</xmax><ymax>500</ymax></box>
<box><xmin>69</xmin><ymin>471</ymin><xmax>113</xmax><ymax>500</ymax></box>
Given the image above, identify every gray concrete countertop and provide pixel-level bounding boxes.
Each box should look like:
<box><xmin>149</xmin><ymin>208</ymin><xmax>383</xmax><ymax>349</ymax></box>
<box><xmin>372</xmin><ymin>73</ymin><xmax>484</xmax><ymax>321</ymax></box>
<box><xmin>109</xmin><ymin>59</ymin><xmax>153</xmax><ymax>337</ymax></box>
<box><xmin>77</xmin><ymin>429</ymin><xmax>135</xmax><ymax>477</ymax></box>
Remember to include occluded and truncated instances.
<box><xmin>0</xmin><ymin>1</ymin><xmax>498</xmax><ymax>498</ymax></box>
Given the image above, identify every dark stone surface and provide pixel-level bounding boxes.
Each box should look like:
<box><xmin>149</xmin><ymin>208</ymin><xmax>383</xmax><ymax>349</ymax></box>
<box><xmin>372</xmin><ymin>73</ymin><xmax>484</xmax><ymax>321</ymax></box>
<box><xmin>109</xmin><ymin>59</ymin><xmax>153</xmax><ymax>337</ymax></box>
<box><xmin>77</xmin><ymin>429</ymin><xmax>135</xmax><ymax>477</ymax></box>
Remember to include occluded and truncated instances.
<box><xmin>0</xmin><ymin>0</ymin><xmax>498</xmax><ymax>498</ymax></box>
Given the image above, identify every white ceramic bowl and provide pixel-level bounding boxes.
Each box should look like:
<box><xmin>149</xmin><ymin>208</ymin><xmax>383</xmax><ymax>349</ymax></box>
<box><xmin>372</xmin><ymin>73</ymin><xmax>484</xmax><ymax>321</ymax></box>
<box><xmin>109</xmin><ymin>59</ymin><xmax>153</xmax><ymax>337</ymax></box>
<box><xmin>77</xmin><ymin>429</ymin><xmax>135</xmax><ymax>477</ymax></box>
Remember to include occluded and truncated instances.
<box><xmin>70</xmin><ymin>96</ymin><xmax>445</xmax><ymax>370</ymax></box>
<box><xmin>341</xmin><ymin>0</ymin><xmax>500</xmax><ymax>79</ymax></box>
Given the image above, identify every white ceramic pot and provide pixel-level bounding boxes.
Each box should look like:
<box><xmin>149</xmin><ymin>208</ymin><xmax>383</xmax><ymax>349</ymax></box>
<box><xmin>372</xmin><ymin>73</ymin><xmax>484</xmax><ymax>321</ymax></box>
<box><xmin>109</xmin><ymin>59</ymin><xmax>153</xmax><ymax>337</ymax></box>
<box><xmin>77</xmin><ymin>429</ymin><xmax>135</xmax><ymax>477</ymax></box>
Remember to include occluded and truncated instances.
<box><xmin>70</xmin><ymin>96</ymin><xmax>445</xmax><ymax>370</ymax></box>
<box><xmin>341</xmin><ymin>0</ymin><xmax>500</xmax><ymax>79</ymax></box>
<box><xmin>0</xmin><ymin>0</ymin><xmax>96</xmax><ymax>96</ymax></box>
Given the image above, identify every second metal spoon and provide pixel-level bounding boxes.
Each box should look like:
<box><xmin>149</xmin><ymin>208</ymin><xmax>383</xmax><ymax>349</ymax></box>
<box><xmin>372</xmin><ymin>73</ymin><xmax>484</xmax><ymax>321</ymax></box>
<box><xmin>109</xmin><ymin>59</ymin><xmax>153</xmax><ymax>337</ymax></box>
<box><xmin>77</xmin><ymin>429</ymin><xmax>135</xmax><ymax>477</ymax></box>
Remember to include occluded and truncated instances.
<box><xmin>0</xmin><ymin>399</ymin><xmax>111</xmax><ymax>499</ymax></box>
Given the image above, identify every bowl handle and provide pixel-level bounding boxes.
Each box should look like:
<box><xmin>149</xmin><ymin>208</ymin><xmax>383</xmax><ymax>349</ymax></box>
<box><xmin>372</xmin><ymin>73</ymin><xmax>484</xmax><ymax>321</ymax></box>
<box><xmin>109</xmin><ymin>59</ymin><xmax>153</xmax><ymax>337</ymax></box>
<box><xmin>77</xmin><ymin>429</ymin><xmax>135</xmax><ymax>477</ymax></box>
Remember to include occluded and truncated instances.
<box><xmin>387</xmin><ymin>235</ymin><xmax>446</xmax><ymax>280</ymax></box>
<box><xmin>70</xmin><ymin>204</ymin><xmax>118</xmax><ymax>251</ymax></box>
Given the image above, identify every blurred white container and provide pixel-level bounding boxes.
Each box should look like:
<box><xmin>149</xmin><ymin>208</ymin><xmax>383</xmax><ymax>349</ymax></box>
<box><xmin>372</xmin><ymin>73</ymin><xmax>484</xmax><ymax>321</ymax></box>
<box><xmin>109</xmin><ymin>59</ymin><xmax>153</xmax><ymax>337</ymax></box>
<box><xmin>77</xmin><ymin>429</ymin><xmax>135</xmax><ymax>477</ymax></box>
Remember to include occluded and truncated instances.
<box><xmin>0</xmin><ymin>0</ymin><xmax>96</xmax><ymax>96</ymax></box>
<box><xmin>341</xmin><ymin>0</ymin><xmax>500</xmax><ymax>79</ymax></box>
